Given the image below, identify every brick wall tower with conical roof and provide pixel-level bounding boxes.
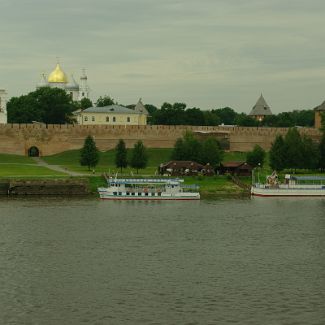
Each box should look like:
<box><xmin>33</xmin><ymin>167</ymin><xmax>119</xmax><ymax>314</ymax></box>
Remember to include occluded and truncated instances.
<box><xmin>314</xmin><ymin>100</ymin><xmax>325</xmax><ymax>129</ymax></box>
<box><xmin>249</xmin><ymin>94</ymin><xmax>273</xmax><ymax>122</ymax></box>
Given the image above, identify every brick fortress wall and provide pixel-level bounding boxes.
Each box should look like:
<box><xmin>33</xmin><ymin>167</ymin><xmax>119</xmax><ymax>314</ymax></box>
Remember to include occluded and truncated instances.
<box><xmin>0</xmin><ymin>124</ymin><xmax>321</xmax><ymax>156</ymax></box>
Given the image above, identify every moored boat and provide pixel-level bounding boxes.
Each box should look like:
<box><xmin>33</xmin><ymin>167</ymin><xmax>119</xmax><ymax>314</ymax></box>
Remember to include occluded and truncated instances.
<box><xmin>251</xmin><ymin>172</ymin><xmax>325</xmax><ymax>197</ymax></box>
<box><xmin>98</xmin><ymin>177</ymin><xmax>200</xmax><ymax>200</ymax></box>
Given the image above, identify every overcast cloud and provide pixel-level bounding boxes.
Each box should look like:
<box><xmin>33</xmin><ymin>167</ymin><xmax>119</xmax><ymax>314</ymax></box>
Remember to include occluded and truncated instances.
<box><xmin>0</xmin><ymin>0</ymin><xmax>325</xmax><ymax>113</ymax></box>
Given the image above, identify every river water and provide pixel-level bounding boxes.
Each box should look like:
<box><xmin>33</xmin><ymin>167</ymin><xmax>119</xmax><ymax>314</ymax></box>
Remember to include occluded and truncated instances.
<box><xmin>0</xmin><ymin>197</ymin><xmax>324</xmax><ymax>325</ymax></box>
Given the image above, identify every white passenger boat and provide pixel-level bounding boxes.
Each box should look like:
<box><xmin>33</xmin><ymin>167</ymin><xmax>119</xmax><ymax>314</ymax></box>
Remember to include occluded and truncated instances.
<box><xmin>98</xmin><ymin>177</ymin><xmax>200</xmax><ymax>200</ymax></box>
<box><xmin>251</xmin><ymin>172</ymin><xmax>325</xmax><ymax>197</ymax></box>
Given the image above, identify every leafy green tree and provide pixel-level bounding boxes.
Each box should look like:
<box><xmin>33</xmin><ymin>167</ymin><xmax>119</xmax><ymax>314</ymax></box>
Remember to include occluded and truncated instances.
<box><xmin>7</xmin><ymin>87</ymin><xmax>75</xmax><ymax>124</ymax></box>
<box><xmin>246</xmin><ymin>145</ymin><xmax>266</xmax><ymax>167</ymax></box>
<box><xmin>171</xmin><ymin>138</ymin><xmax>185</xmax><ymax>160</ymax></box>
<box><xmin>201</xmin><ymin>137</ymin><xmax>223</xmax><ymax>168</ymax></box>
<box><xmin>203</xmin><ymin>111</ymin><xmax>220</xmax><ymax>126</ymax></box>
<box><xmin>96</xmin><ymin>95</ymin><xmax>115</xmax><ymax>107</ymax></box>
<box><xmin>72</xmin><ymin>98</ymin><xmax>93</xmax><ymax>111</ymax></box>
<box><xmin>235</xmin><ymin>113</ymin><xmax>258</xmax><ymax>126</ymax></box>
<box><xmin>130</xmin><ymin>140</ymin><xmax>148</xmax><ymax>174</ymax></box>
<box><xmin>319</xmin><ymin>132</ymin><xmax>325</xmax><ymax>171</ymax></box>
<box><xmin>80</xmin><ymin>98</ymin><xmax>93</xmax><ymax>110</ymax></box>
<box><xmin>182</xmin><ymin>131</ymin><xmax>202</xmax><ymax>162</ymax></box>
<box><xmin>301</xmin><ymin>136</ymin><xmax>319</xmax><ymax>170</ymax></box>
<box><xmin>115</xmin><ymin>139</ymin><xmax>128</xmax><ymax>173</ymax></box>
<box><xmin>212</xmin><ymin>107</ymin><xmax>237</xmax><ymax>125</ymax></box>
<box><xmin>80</xmin><ymin>135</ymin><xmax>99</xmax><ymax>171</ymax></box>
<box><xmin>269</xmin><ymin>135</ymin><xmax>286</xmax><ymax>171</ymax></box>
<box><xmin>283</xmin><ymin>128</ymin><xmax>304</xmax><ymax>171</ymax></box>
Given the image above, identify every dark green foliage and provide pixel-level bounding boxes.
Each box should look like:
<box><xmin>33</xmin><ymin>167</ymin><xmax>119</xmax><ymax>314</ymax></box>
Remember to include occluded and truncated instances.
<box><xmin>130</xmin><ymin>141</ymin><xmax>148</xmax><ymax>173</ymax></box>
<box><xmin>203</xmin><ymin>111</ymin><xmax>220</xmax><ymax>126</ymax></box>
<box><xmin>319</xmin><ymin>133</ymin><xmax>325</xmax><ymax>171</ymax></box>
<box><xmin>283</xmin><ymin>128</ymin><xmax>304</xmax><ymax>170</ymax></box>
<box><xmin>246</xmin><ymin>145</ymin><xmax>266</xmax><ymax>168</ymax></box>
<box><xmin>212</xmin><ymin>107</ymin><xmax>237</xmax><ymax>125</ymax></box>
<box><xmin>96</xmin><ymin>95</ymin><xmax>115</xmax><ymax>107</ymax></box>
<box><xmin>269</xmin><ymin>128</ymin><xmax>321</xmax><ymax>171</ymax></box>
<box><xmin>80</xmin><ymin>135</ymin><xmax>99</xmax><ymax>170</ymax></box>
<box><xmin>269</xmin><ymin>135</ymin><xmax>286</xmax><ymax>171</ymax></box>
<box><xmin>115</xmin><ymin>139</ymin><xmax>128</xmax><ymax>172</ymax></box>
<box><xmin>234</xmin><ymin>113</ymin><xmax>259</xmax><ymax>126</ymax></box>
<box><xmin>201</xmin><ymin>137</ymin><xmax>224</xmax><ymax>168</ymax></box>
<box><xmin>171</xmin><ymin>138</ymin><xmax>185</xmax><ymax>160</ymax></box>
<box><xmin>262</xmin><ymin>110</ymin><xmax>314</xmax><ymax>127</ymax></box>
<box><xmin>171</xmin><ymin>132</ymin><xmax>224</xmax><ymax>168</ymax></box>
<box><xmin>72</xmin><ymin>98</ymin><xmax>93</xmax><ymax>111</ymax></box>
<box><xmin>80</xmin><ymin>98</ymin><xmax>93</xmax><ymax>110</ymax></box>
<box><xmin>301</xmin><ymin>136</ymin><xmax>319</xmax><ymax>170</ymax></box>
<box><xmin>7</xmin><ymin>87</ymin><xmax>75</xmax><ymax>124</ymax></box>
<box><xmin>181</xmin><ymin>131</ymin><xmax>203</xmax><ymax>163</ymax></box>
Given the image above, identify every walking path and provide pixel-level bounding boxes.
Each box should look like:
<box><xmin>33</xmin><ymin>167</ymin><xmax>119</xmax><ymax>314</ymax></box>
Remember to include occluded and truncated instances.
<box><xmin>32</xmin><ymin>157</ymin><xmax>87</xmax><ymax>176</ymax></box>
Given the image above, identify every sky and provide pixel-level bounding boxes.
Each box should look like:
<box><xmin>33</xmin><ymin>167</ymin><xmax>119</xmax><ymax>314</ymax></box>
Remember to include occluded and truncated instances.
<box><xmin>0</xmin><ymin>0</ymin><xmax>325</xmax><ymax>113</ymax></box>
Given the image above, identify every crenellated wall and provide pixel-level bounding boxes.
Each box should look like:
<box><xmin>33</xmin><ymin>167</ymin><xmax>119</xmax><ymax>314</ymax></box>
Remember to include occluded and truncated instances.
<box><xmin>0</xmin><ymin>123</ymin><xmax>321</xmax><ymax>156</ymax></box>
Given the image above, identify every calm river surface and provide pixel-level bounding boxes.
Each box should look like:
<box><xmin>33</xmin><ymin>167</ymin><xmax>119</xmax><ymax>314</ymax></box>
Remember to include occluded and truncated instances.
<box><xmin>0</xmin><ymin>197</ymin><xmax>324</xmax><ymax>325</ymax></box>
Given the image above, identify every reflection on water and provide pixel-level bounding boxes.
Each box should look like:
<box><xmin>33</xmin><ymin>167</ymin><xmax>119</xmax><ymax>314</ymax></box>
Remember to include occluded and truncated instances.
<box><xmin>0</xmin><ymin>197</ymin><xmax>324</xmax><ymax>324</ymax></box>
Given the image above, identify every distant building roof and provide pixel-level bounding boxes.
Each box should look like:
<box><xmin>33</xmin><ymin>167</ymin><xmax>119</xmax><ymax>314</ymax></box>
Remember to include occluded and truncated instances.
<box><xmin>314</xmin><ymin>100</ymin><xmax>325</xmax><ymax>111</ymax></box>
<box><xmin>249</xmin><ymin>94</ymin><xmax>273</xmax><ymax>116</ymax></box>
<box><xmin>83</xmin><ymin>104</ymin><xmax>142</xmax><ymax>115</ymax></box>
<box><xmin>134</xmin><ymin>98</ymin><xmax>149</xmax><ymax>115</ymax></box>
<box><xmin>160</xmin><ymin>161</ymin><xmax>204</xmax><ymax>169</ymax></box>
<box><xmin>220</xmin><ymin>161</ymin><xmax>252</xmax><ymax>169</ymax></box>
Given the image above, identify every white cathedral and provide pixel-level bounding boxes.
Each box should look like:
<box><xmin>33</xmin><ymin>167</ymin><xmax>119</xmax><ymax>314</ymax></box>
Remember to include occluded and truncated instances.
<box><xmin>37</xmin><ymin>63</ymin><xmax>90</xmax><ymax>101</ymax></box>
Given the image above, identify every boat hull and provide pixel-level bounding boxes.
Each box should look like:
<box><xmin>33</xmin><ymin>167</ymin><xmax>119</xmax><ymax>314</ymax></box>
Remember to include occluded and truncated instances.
<box><xmin>251</xmin><ymin>187</ymin><xmax>325</xmax><ymax>197</ymax></box>
<box><xmin>99</xmin><ymin>196</ymin><xmax>200</xmax><ymax>200</ymax></box>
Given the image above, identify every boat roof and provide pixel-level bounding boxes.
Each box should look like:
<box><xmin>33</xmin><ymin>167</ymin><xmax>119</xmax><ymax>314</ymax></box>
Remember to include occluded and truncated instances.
<box><xmin>291</xmin><ymin>176</ymin><xmax>325</xmax><ymax>181</ymax></box>
<box><xmin>108</xmin><ymin>178</ymin><xmax>184</xmax><ymax>185</ymax></box>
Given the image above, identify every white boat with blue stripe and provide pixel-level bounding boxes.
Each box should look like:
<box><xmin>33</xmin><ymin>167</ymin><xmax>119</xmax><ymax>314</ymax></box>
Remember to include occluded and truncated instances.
<box><xmin>98</xmin><ymin>177</ymin><xmax>200</xmax><ymax>200</ymax></box>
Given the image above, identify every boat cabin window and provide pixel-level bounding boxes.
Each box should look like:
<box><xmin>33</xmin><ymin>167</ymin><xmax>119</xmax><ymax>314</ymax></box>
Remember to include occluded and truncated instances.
<box><xmin>132</xmin><ymin>192</ymin><xmax>135</xmax><ymax>196</ymax></box>
<box><xmin>118</xmin><ymin>192</ymin><xmax>122</xmax><ymax>195</ymax></box>
<box><xmin>126</xmin><ymin>192</ymin><xmax>130</xmax><ymax>195</ymax></box>
<box><xmin>137</xmin><ymin>192</ymin><xmax>141</xmax><ymax>196</ymax></box>
<box><xmin>113</xmin><ymin>192</ymin><xmax>117</xmax><ymax>196</ymax></box>
<box><xmin>145</xmin><ymin>193</ymin><xmax>149</xmax><ymax>196</ymax></box>
<box><xmin>158</xmin><ymin>192</ymin><xmax>162</xmax><ymax>196</ymax></box>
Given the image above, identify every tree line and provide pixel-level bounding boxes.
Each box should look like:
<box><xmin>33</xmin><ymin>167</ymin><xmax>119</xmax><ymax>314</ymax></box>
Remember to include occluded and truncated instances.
<box><xmin>80</xmin><ymin>136</ymin><xmax>148</xmax><ymax>174</ymax></box>
<box><xmin>269</xmin><ymin>128</ymin><xmax>325</xmax><ymax>171</ymax></box>
<box><xmin>7</xmin><ymin>88</ymin><xmax>318</xmax><ymax>128</ymax></box>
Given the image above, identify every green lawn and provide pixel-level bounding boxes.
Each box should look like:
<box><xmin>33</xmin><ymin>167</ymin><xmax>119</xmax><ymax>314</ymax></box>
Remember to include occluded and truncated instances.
<box><xmin>0</xmin><ymin>154</ymin><xmax>36</xmax><ymax>164</ymax></box>
<box><xmin>0</xmin><ymin>164</ymin><xmax>66</xmax><ymax>177</ymax></box>
<box><xmin>43</xmin><ymin>148</ymin><xmax>173</xmax><ymax>175</ymax></box>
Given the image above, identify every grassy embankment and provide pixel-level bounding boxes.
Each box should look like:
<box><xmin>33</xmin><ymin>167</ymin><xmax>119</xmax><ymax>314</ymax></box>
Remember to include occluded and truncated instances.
<box><xmin>0</xmin><ymin>150</ymin><xmax>249</xmax><ymax>196</ymax></box>
<box><xmin>0</xmin><ymin>154</ymin><xmax>66</xmax><ymax>177</ymax></box>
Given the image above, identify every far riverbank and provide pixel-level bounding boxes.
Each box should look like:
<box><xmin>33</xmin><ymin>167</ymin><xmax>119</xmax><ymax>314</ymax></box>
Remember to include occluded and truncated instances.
<box><xmin>0</xmin><ymin>176</ymin><xmax>249</xmax><ymax>198</ymax></box>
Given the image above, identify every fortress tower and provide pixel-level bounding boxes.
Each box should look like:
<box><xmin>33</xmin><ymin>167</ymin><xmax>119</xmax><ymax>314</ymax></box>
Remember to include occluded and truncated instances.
<box><xmin>0</xmin><ymin>89</ymin><xmax>7</xmax><ymax>124</ymax></box>
<box><xmin>249</xmin><ymin>94</ymin><xmax>273</xmax><ymax>122</ymax></box>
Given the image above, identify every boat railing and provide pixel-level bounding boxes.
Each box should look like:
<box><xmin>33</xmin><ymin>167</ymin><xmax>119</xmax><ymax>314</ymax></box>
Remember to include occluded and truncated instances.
<box><xmin>108</xmin><ymin>178</ymin><xmax>184</xmax><ymax>185</ymax></box>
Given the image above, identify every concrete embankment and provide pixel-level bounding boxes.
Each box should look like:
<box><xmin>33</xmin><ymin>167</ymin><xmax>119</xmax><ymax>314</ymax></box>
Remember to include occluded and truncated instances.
<box><xmin>0</xmin><ymin>179</ymin><xmax>90</xmax><ymax>196</ymax></box>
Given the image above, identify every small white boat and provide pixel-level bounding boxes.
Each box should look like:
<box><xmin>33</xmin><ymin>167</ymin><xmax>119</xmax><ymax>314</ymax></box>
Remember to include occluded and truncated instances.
<box><xmin>98</xmin><ymin>177</ymin><xmax>200</xmax><ymax>200</ymax></box>
<box><xmin>251</xmin><ymin>172</ymin><xmax>325</xmax><ymax>197</ymax></box>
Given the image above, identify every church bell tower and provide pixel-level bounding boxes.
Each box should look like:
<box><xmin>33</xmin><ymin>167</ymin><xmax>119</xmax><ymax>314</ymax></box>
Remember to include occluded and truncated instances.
<box><xmin>79</xmin><ymin>69</ymin><xmax>90</xmax><ymax>100</ymax></box>
<box><xmin>0</xmin><ymin>89</ymin><xmax>7</xmax><ymax>124</ymax></box>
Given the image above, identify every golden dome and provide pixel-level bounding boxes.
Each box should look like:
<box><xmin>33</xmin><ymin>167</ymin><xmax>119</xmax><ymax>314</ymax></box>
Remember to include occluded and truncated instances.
<box><xmin>48</xmin><ymin>63</ymin><xmax>68</xmax><ymax>83</ymax></box>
